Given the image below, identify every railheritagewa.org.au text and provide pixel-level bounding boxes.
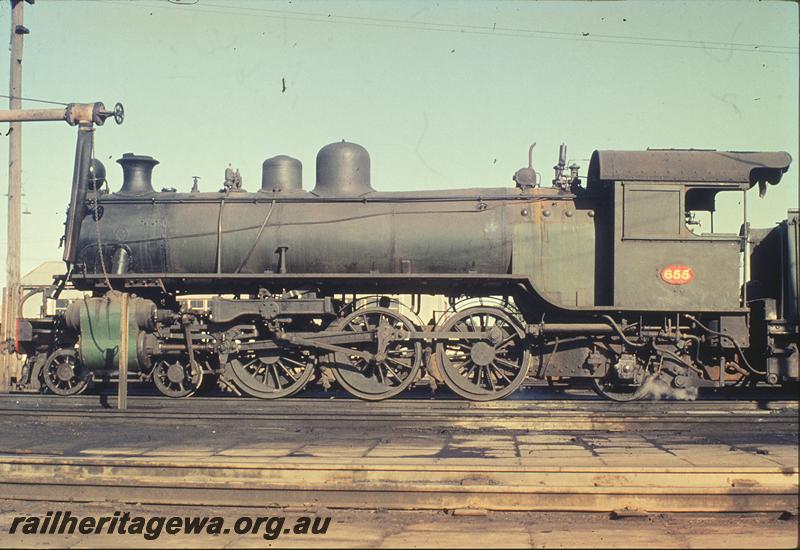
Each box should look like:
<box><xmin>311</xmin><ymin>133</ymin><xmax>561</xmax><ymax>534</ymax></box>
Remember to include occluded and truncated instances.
<box><xmin>8</xmin><ymin>510</ymin><xmax>331</xmax><ymax>541</ymax></box>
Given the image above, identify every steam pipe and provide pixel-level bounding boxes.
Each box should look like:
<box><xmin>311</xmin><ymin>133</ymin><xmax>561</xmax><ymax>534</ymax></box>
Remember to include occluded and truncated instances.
<box><xmin>537</xmin><ymin>323</ymin><xmax>615</xmax><ymax>334</ymax></box>
<box><xmin>62</xmin><ymin>123</ymin><xmax>94</xmax><ymax>263</ymax></box>
<box><xmin>111</xmin><ymin>247</ymin><xmax>130</xmax><ymax>274</ymax></box>
<box><xmin>528</xmin><ymin>143</ymin><xmax>535</xmax><ymax>171</ymax></box>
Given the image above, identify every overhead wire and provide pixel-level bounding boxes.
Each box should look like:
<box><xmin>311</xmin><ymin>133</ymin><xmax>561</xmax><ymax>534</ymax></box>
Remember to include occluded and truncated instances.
<box><xmin>102</xmin><ymin>0</ymin><xmax>799</xmax><ymax>56</ymax></box>
<box><xmin>0</xmin><ymin>94</ymin><xmax>69</xmax><ymax>106</ymax></box>
<box><xmin>200</xmin><ymin>1</ymin><xmax>800</xmax><ymax>53</ymax></box>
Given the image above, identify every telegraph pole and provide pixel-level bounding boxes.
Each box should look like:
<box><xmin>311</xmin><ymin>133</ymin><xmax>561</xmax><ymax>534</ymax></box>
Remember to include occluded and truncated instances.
<box><xmin>1</xmin><ymin>0</ymin><xmax>28</xmax><ymax>391</ymax></box>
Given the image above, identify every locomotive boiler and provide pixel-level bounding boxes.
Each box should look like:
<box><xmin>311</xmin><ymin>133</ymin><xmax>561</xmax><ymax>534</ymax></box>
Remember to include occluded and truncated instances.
<box><xmin>13</xmin><ymin>120</ymin><xmax>798</xmax><ymax>401</ymax></box>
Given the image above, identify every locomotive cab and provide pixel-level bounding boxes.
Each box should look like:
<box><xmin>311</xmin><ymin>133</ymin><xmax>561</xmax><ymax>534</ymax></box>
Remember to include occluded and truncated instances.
<box><xmin>586</xmin><ymin>150</ymin><xmax>792</xmax><ymax>312</ymax></box>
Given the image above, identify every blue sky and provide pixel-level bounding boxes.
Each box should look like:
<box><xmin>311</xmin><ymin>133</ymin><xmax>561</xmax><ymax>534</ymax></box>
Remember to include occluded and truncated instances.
<box><xmin>0</xmin><ymin>0</ymin><xmax>798</xmax><ymax>284</ymax></box>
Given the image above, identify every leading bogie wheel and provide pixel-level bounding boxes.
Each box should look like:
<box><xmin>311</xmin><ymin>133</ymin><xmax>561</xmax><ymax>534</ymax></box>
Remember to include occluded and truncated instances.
<box><xmin>152</xmin><ymin>358</ymin><xmax>204</xmax><ymax>398</ymax></box>
<box><xmin>329</xmin><ymin>307</ymin><xmax>422</xmax><ymax>401</ymax></box>
<box><xmin>42</xmin><ymin>349</ymin><xmax>91</xmax><ymax>396</ymax></box>
<box><xmin>436</xmin><ymin>307</ymin><xmax>531</xmax><ymax>401</ymax></box>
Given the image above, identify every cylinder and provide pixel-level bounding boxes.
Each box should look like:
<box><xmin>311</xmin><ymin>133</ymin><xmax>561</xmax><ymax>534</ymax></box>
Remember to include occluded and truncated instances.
<box><xmin>65</xmin><ymin>295</ymin><xmax>155</xmax><ymax>332</ymax></box>
<box><xmin>69</xmin><ymin>294</ymin><xmax>156</xmax><ymax>373</ymax></box>
<box><xmin>313</xmin><ymin>141</ymin><xmax>373</xmax><ymax>196</ymax></box>
<box><xmin>261</xmin><ymin>155</ymin><xmax>302</xmax><ymax>193</ymax></box>
<box><xmin>116</xmin><ymin>153</ymin><xmax>158</xmax><ymax>195</ymax></box>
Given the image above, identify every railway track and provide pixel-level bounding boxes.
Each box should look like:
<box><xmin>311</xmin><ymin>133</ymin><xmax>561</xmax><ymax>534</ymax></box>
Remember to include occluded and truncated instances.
<box><xmin>0</xmin><ymin>394</ymin><xmax>796</xmax><ymax>430</ymax></box>
<box><xmin>3</xmin><ymin>391</ymin><xmax>797</xmax><ymax>411</ymax></box>
<box><xmin>1</xmin><ymin>392</ymin><xmax>796</xmax><ymax>514</ymax></box>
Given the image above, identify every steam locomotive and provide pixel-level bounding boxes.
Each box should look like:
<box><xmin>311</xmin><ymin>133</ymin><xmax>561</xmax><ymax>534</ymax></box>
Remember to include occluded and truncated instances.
<box><xmin>12</xmin><ymin>126</ymin><xmax>798</xmax><ymax>401</ymax></box>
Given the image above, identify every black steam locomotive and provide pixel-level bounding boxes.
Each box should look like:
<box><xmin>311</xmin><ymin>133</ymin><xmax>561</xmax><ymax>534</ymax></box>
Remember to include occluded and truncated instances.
<box><xmin>13</xmin><ymin>124</ymin><xmax>798</xmax><ymax>401</ymax></box>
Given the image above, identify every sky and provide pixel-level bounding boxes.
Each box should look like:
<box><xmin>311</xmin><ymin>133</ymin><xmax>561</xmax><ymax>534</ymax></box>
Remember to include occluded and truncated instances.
<box><xmin>0</xmin><ymin>0</ymin><xmax>798</xmax><ymax>286</ymax></box>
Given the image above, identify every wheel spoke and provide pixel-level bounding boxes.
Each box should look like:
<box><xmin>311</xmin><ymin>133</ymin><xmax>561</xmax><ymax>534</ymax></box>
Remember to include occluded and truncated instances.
<box><xmin>382</xmin><ymin>362</ymin><xmax>404</xmax><ymax>382</ymax></box>
<box><xmin>496</xmin><ymin>334</ymin><xmax>517</xmax><ymax>350</ymax></box>
<box><xmin>489</xmin><ymin>362</ymin><xmax>512</xmax><ymax>383</ymax></box>
<box><xmin>385</xmin><ymin>356</ymin><xmax>410</xmax><ymax>373</ymax></box>
<box><xmin>276</xmin><ymin>361</ymin><xmax>299</xmax><ymax>382</ymax></box>
<box><xmin>271</xmin><ymin>365</ymin><xmax>283</xmax><ymax>390</ymax></box>
<box><xmin>485</xmin><ymin>367</ymin><xmax>497</xmax><ymax>391</ymax></box>
<box><xmin>466</xmin><ymin>316</ymin><xmax>476</xmax><ymax>331</ymax></box>
<box><xmin>457</xmin><ymin>358</ymin><xmax>475</xmax><ymax>374</ymax></box>
<box><xmin>447</xmin><ymin>342</ymin><xmax>472</xmax><ymax>352</ymax></box>
<box><xmin>362</xmin><ymin>314</ymin><xmax>374</xmax><ymax>331</ymax></box>
<box><xmin>387</xmin><ymin>348</ymin><xmax>415</xmax><ymax>358</ymax></box>
<box><xmin>494</xmin><ymin>357</ymin><xmax>521</xmax><ymax>373</ymax></box>
<box><xmin>281</xmin><ymin>356</ymin><xmax>307</xmax><ymax>370</ymax></box>
<box><xmin>446</xmin><ymin>347</ymin><xmax>468</xmax><ymax>358</ymax></box>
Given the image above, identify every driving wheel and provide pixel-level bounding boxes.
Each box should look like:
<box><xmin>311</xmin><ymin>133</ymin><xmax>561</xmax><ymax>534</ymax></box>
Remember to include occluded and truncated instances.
<box><xmin>329</xmin><ymin>307</ymin><xmax>422</xmax><ymax>401</ymax></box>
<box><xmin>436</xmin><ymin>307</ymin><xmax>531</xmax><ymax>401</ymax></box>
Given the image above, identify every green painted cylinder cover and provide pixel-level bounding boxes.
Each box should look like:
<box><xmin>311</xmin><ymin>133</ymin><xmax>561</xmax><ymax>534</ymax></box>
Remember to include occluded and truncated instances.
<box><xmin>76</xmin><ymin>295</ymin><xmax>152</xmax><ymax>371</ymax></box>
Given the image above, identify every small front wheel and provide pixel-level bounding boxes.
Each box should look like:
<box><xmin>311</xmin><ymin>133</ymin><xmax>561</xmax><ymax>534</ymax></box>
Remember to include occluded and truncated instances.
<box><xmin>152</xmin><ymin>358</ymin><xmax>204</xmax><ymax>398</ymax></box>
<box><xmin>42</xmin><ymin>349</ymin><xmax>90</xmax><ymax>396</ymax></box>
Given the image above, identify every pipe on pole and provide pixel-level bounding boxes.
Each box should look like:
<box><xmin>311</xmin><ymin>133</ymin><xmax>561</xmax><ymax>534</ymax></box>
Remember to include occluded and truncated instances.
<box><xmin>0</xmin><ymin>102</ymin><xmax>123</xmax><ymax>126</ymax></box>
<box><xmin>0</xmin><ymin>107</ymin><xmax>65</xmax><ymax>122</ymax></box>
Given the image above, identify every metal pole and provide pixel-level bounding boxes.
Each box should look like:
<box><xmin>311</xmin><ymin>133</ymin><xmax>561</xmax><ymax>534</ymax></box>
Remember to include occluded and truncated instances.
<box><xmin>0</xmin><ymin>288</ymin><xmax>7</xmax><ymax>391</ymax></box>
<box><xmin>118</xmin><ymin>293</ymin><xmax>129</xmax><ymax>409</ymax></box>
<box><xmin>2</xmin><ymin>0</ymin><xmax>26</xmax><ymax>391</ymax></box>
<box><xmin>742</xmin><ymin>189</ymin><xmax>749</xmax><ymax>306</ymax></box>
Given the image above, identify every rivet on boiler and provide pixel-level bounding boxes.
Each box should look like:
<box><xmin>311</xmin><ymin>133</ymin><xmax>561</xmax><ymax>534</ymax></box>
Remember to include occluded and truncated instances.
<box><xmin>543</xmin><ymin>210</ymin><xmax>551</xmax><ymax>217</ymax></box>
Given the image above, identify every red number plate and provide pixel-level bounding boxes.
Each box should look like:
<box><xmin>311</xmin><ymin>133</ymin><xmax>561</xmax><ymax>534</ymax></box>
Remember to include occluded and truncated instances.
<box><xmin>660</xmin><ymin>265</ymin><xmax>694</xmax><ymax>285</ymax></box>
